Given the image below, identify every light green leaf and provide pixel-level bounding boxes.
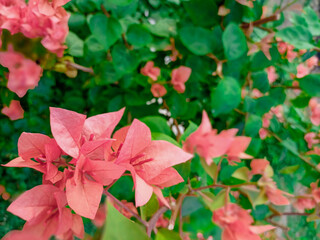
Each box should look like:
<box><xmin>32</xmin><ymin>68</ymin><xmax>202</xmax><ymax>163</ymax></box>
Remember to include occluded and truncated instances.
<box><xmin>88</xmin><ymin>14</ymin><xmax>122</xmax><ymax>50</ymax></box>
<box><xmin>155</xmin><ymin>229</ymin><xmax>181</xmax><ymax>240</ymax></box>
<box><xmin>232</xmin><ymin>167</ymin><xmax>250</xmax><ymax>181</ymax></box>
<box><xmin>66</xmin><ymin>32</ymin><xmax>84</xmax><ymax>57</ymax></box>
<box><xmin>102</xmin><ymin>202</ymin><xmax>149</xmax><ymax>240</ymax></box>
<box><xmin>211</xmin><ymin>77</ymin><xmax>241</xmax><ymax>116</ymax></box>
<box><xmin>299</xmin><ymin>74</ymin><xmax>320</xmax><ymax>97</ymax></box>
<box><xmin>276</xmin><ymin>26</ymin><xmax>314</xmax><ymax>49</ymax></box>
<box><xmin>179</xmin><ymin>26</ymin><xmax>215</xmax><ymax>55</ymax></box>
<box><xmin>140</xmin><ymin>116</ymin><xmax>172</xmax><ymax>136</ymax></box>
<box><xmin>223</xmin><ymin>23</ymin><xmax>247</xmax><ymax>60</ymax></box>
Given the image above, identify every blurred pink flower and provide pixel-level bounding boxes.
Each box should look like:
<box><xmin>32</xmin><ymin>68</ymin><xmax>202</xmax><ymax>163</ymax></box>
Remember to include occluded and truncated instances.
<box><xmin>1</xmin><ymin>100</ymin><xmax>24</xmax><ymax>120</ymax></box>
<box><xmin>151</xmin><ymin>84</ymin><xmax>167</xmax><ymax>97</ymax></box>
<box><xmin>171</xmin><ymin>66</ymin><xmax>191</xmax><ymax>93</ymax></box>
<box><xmin>141</xmin><ymin>61</ymin><xmax>160</xmax><ymax>81</ymax></box>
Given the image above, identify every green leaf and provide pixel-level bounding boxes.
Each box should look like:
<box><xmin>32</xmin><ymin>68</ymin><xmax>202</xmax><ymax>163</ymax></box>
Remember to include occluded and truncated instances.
<box><xmin>280</xmin><ymin>165</ymin><xmax>300</xmax><ymax>174</ymax></box>
<box><xmin>180</xmin><ymin>121</ymin><xmax>198</xmax><ymax>142</ymax></box>
<box><xmin>102</xmin><ymin>202</ymin><xmax>149</xmax><ymax>240</ymax></box>
<box><xmin>155</xmin><ymin>229</ymin><xmax>181</xmax><ymax>240</ymax></box>
<box><xmin>183</xmin><ymin>0</ymin><xmax>218</xmax><ymax>27</ymax></box>
<box><xmin>151</xmin><ymin>133</ymin><xmax>180</xmax><ymax>147</ymax></box>
<box><xmin>179</xmin><ymin>26</ymin><xmax>215</xmax><ymax>55</ymax></box>
<box><xmin>276</xmin><ymin>26</ymin><xmax>314</xmax><ymax>49</ymax></box>
<box><xmin>232</xmin><ymin>167</ymin><xmax>250</xmax><ymax>181</ymax></box>
<box><xmin>88</xmin><ymin>14</ymin><xmax>122</xmax><ymax>50</ymax></box>
<box><xmin>211</xmin><ymin>77</ymin><xmax>241</xmax><ymax>116</ymax></box>
<box><xmin>84</xmin><ymin>35</ymin><xmax>106</xmax><ymax>64</ymax></box>
<box><xmin>111</xmin><ymin>44</ymin><xmax>140</xmax><ymax>75</ymax></box>
<box><xmin>107</xmin><ymin>0</ymin><xmax>133</xmax><ymax>6</ymax></box>
<box><xmin>245</xmin><ymin>114</ymin><xmax>262</xmax><ymax>137</ymax></box>
<box><xmin>222</xmin><ymin>23</ymin><xmax>247</xmax><ymax>60</ymax></box>
<box><xmin>140</xmin><ymin>194</ymin><xmax>159</xmax><ymax>220</ymax></box>
<box><xmin>299</xmin><ymin>74</ymin><xmax>320</xmax><ymax>97</ymax></box>
<box><xmin>94</xmin><ymin>61</ymin><xmax>119</xmax><ymax>85</ymax></box>
<box><xmin>252</xmin><ymin>71</ymin><xmax>269</xmax><ymax>93</ymax></box>
<box><xmin>140</xmin><ymin>116</ymin><xmax>171</xmax><ymax>136</ymax></box>
<box><xmin>201</xmin><ymin>190</ymin><xmax>226</xmax><ymax>211</ymax></box>
<box><xmin>127</xmin><ymin>24</ymin><xmax>153</xmax><ymax>47</ymax></box>
<box><xmin>146</xmin><ymin>19</ymin><xmax>176</xmax><ymax>37</ymax></box>
<box><xmin>303</xmin><ymin>7</ymin><xmax>320</xmax><ymax>36</ymax></box>
<box><xmin>200</xmin><ymin>157</ymin><xmax>218</xmax><ymax>180</ymax></box>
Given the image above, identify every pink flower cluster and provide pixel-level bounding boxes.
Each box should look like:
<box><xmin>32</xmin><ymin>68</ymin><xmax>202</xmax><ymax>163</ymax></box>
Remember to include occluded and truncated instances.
<box><xmin>0</xmin><ymin>0</ymin><xmax>70</xmax><ymax>120</ymax></box>
<box><xmin>213</xmin><ymin>203</ymin><xmax>275</xmax><ymax>240</ymax></box>
<box><xmin>309</xmin><ymin>98</ymin><xmax>320</xmax><ymax>126</ymax></box>
<box><xmin>140</xmin><ymin>61</ymin><xmax>192</xmax><ymax>97</ymax></box>
<box><xmin>259</xmin><ymin>106</ymin><xmax>283</xmax><ymax>139</ymax></box>
<box><xmin>251</xmin><ymin>159</ymin><xmax>291</xmax><ymax>205</ymax></box>
<box><xmin>277</xmin><ymin>41</ymin><xmax>297</xmax><ymax>62</ymax></box>
<box><xmin>294</xmin><ymin>182</ymin><xmax>320</xmax><ymax>212</ymax></box>
<box><xmin>183</xmin><ymin>111</ymin><xmax>252</xmax><ymax>165</ymax></box>
<box><xmin>296</xmin><ymin>56</ymin><xmax>318</xmax><ymax>79</ymax></box>
<box><xmin>0</xmin><ymin>0</ymin><xmax>70</xmax><ymax>57</ymax></box>
<box><xmin>3</xmin><ymin>107</ymin><xmax>193</xmax><ymax>239</ymax></box>
<box><xmin>0</xmin><ymin>47</ymin><xmax>43</xmax><ymax>97</ymax></box>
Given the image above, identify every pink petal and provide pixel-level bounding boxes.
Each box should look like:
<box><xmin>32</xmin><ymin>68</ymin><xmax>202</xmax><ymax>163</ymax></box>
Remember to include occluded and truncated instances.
<box><xmin>153</xmin><ymin>187</ymin><xmax>170</xmax><ymax>208</ymax></box>
<box><xmin>134</xmin><ymin>174</ymin><xmax>154</xmax><ymax>207</ymax></box>
<box><xmin>66</xmin><ymin>174</ymin><xmax>103</xmax><ymax>219</ymax></box>
<box><xmin>250</xmin><ymin>159</ymin><xmax>270</xmax><ymax>175</ymax></box>
<box><xmin>7</xmin><ymin>185</ymin><xmax>61</xmax><ymax>221</ymax></box>
<box><xmin>80</xmin><ymin>139</ymin><xmax>114</xmax><ymax>160</ymax></box>
<box><xmin>50</xmin><ymin>107</ymin><xmax>86</xmax><ymax>158</ymax></box>
<box><xmin>226</xmin><ymin>136</ymin><xmax>252</xmax><ymax>158</ymax></box>
<box><xmin>71</xmin><ymin>214</ymin><xmax>84</xmax><ymax>239</ymax></box>
<box><xmin>116</xmin><ymin>119</ymin><xmax>152</xmax><ymax>164</ymax></box>
<box><xmin>141</xmin><ymin>140</ymin><xmax>193</xmax><ymax>179</ymax></box>
<box><xmin>83</xmin><ymin>159</ymin><xmax>125</xmax><ymax>185</ymax></box>
<box><xmin>249</xmin><ymin>225</ymin><xmax>276</xmax><ymax>234</ymax></box>
<box><xmin>82</xmin><ymin>108</ymin><xmax>125</xmax><ymax>141</ymax></box>
<box><xmin>1</xmin><ymin>100</ymin><xmax>24</xmax><ymax>120</ymax></box>
<box><xmin>148</xmin><ymin>167</ymin><xmax>184</xmax><ymax>187</ymax></box>
<box><xmin>2</xmin><ymin>157</ymin><xmax>45</xmax><ymax>173</ymax></box>
<box><xmin>18</xmin><ymin>132</ymin><xmax>52</xmax><ymax>160</ymax></box>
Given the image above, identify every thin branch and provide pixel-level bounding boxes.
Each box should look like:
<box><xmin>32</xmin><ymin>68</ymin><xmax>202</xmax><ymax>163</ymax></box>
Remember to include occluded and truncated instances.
<box><xmin>168</xmin><ymin>193</ymin><xmax>186</xmax><ymax>230</ymax></box>
<box><xmin>65</xmin><ymin>61</ymin><xmax>94</xmax><ymax>74</ymax></box>
<box><xmin>101</xmin><ymin>4</ymin><xmax>111</xmax><ymax>17</ymax></box>
<box><xmin>146</xmin><ymin>206</ymin><xmax>168</xmax><ymax>237</ymax></box>
<box><xmin>241</xmin><ymin>14</ymin><xmax>279</xmax><ymax>29</ymax></box>
<box><xmin>105</xmin><ymin>190</ymin><xmax>148</xmax><ymax>226</ymax></box>
<box><xmin>191</xmin><ymin>182</ymin><xmax>257</xmax><ymax>192</ymax></box>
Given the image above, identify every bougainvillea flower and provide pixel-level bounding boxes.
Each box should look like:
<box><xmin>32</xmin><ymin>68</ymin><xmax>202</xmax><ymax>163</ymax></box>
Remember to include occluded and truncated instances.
<box><xmin>277</xmin><ymin>42</ymin><xmax>287</xmax><ymax>55</ymax></box>
<box><xmin>7</xmin><ymin>184</ymin><xmax>84</xmax><ymax>240</ymax></box>
<box><xmin>50</xmin><ymin>107</ymin><xmax>125</xmax><ymax>159</ymax></box>
<box><xmin>140</xmin><ymin>61</ymin><xmax>160</xmax><ymax>81</ymax></box>
<box><xmin>220</xmin><ymin>129</ymin><xmax>252</xmax><ymax>164</ymax></box>
<box><xmin>311</xmin><ymin>182</ymin><xmax>320</xmax><ymax>203</ymax></box>
<box><xmin>260</xmin><ymin>33</ymin><xmax>275</xmax><ymax>60</ymax></box>
<box><xmin>183</xmin><ymin>111</ymin><xmax>234</xmax><ymax>165</ymax></box>
<box><xmin>250</xmin><ymin>159</ymin><xmax>270</xmax><ymax>175</ymax></box>
<box><xmin>3</xmin><ymin>132</ymin><xmax>64</xmax><ymax>183</ymax></box>
<box><xmin>171</xmin><ymin>66</ymin><xmax>192</xmax><ymax>93</ymax></box>
<box><xmin>65</xmin><ymin>153</ymin><xmax>125</xmax><ymax>219</ymax></box>
<box><xmin>151</xmin><ymin>83</ymin><xmax>167</xmax><ymax>97</ymax></box>
<box><xmin>286</xmin><ymin>44</ymin><xmax>297</xmax><ymax>62</ymax></box>
<box><xmin>0</xmin><ymin>48</ymin><xmax>43</xmax><ymax>97</ymax></box>
<box><xmin>296</xmin><ymin>63</ymin><xmax>310</xmax><ymax>78</ymax></box>
<box><xmin>1</xmin><ymin>100</ymin><xmax>24</xmax><ymax>120</ymax></box>
<box><xmin>114</xmin><ymin>119</ymin><xmax>193</xmax><ymax>207</ymax></box>
<box><xmin>236</xmin><ymin>0</ymin><xmax>255</xmax><ymax>8</ymax></box>
<box><xmin>213</xmin><ymin>203</ymin><xmax>275</xmax><ymax>240</ymax></box>
<box><xmin>306</xmin><ymin>56</ymin><xmax>318</xmax><ymax>69</ymax></box>
<box><xmin>266</xmin><ymin>66</ymin><xmax>278</xmax><ymax>84</ymax></box>
<box><xmin>304</xmin><ymin>132</ymin><xmax>319</xmax><ymax>149</ymax></box>
<box><xmin>294</xmin><ymin>197</ymin><xmax>316</xmax><ymax>211</ymax></box>
<box><xmin>309</xmin><ymin>98</ymin><xmax>320</xmax><ymax>126</ymax></box>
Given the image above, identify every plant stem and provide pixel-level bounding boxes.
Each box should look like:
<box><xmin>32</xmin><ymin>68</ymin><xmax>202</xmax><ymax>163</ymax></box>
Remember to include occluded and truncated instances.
<box><xmin>105</xmin><ymin>190</ymin><xmax>148</xmax><ymax>226</ymax></box>
<box><xmin>65</xmin><ymin>61</ymin><xmax>94</xmax><ymax>74</ymax></box>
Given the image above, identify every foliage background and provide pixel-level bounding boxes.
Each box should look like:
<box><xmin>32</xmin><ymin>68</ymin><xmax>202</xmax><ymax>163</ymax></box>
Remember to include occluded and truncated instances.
<box><xmin>1</xmin><ymin>0</ymin><xmax>320</xmax><ymax>239</ymax></box>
